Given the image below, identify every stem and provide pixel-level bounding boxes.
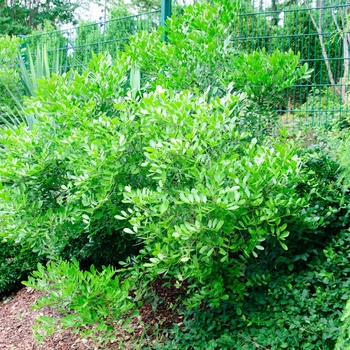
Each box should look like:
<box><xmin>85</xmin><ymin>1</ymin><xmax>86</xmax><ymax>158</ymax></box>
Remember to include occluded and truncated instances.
<box><xmin>332</xmin><ymin>8</ymin><xmax>350</xmax><ymax>103</ymax></box>
<box><xmin>305</xmin><ymin>1</ymin><xmax>342</xmax><ymax>99</ymax></box>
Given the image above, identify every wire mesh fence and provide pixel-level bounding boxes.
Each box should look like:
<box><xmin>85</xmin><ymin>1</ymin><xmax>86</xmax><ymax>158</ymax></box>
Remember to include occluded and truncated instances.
<box><xmin>19</xmin><ymin>0</ymin><xmax>350</xmax><ymax>129</ymax></box>
<box><xmin>231</xmin><ymin>0</ymin><xmax>350</xmax><ymax>129</ymax></box>
<box><xmin>22</xmin><ymin>10</ymin><xmax>161</xmax><ymax>71</ymax></box>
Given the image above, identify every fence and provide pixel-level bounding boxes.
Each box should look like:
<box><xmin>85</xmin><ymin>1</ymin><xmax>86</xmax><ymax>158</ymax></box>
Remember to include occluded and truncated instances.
<box><xmin>20</xmin><ymin>0</ymin><xmax>350</xmax><ymax>129</ymax></box>
<box><xmin>230</xmin><ymin>0</ymin><xmax>350</xmax><ymax>129</ymax></box>
<box><xmin>22</xmin><ymin>0</ymin><xmax>201</xmax><ymax>69</ymax></box>
<box><xmin>22</xmin><ymin>10</ymin><xmax>161</xmax><ymax>71</ymax></box>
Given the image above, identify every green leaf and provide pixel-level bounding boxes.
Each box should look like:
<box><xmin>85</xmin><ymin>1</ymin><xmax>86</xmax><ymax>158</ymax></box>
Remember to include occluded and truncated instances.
<box><xmin>123</xmin><ymin>228</ymin><xmax>134</xmax><ymax>234</ymax></box>
<box><xmin>207</xmin><ymin>248</ymin><xmax>214</xmax><ymax>257</ymax></box>
<box><xmin>159</xmin><ymin>200</ymin><xmax>169</xmax><ymax>214</ymax></box>
<box><xmin>280</xmin><ymin>242</ymin><xmax>288</xmax><ymax>250</ymax></box>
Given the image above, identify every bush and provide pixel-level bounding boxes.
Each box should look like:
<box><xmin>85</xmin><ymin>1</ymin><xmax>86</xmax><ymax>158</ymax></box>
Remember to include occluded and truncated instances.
<box><xmin>0</xmin><ymin>6</ymin><xmax>342</xmax><ymax>342</ymax></box>
<box><xmin>0</xmin><ymin>54</ymin><xmax>139</xmax><ymax>265</ymax></box>
<box><xmin>0</xmin><ymin>240</ymin><xmax>42</xmax><ymax>295</ymax></box>
<box><xmin>23</xmin><ymin>259</ymin><xmax>138</xmax><ymax>345</ymax></box>
<box><xmin>114</xmin><ymin>89</ymin><xmax>323</xmax><ymax>308</ymax></box>
<box><xmin>0</xmin><ymin>52</ymin><xmax>331</xmax><ymax>345</ymax></box>
<box><xmin>163</xmin><ymin>229</ymin><xmax>350</xmax><ymax>350</ymax></box>
<box><xmin>125</xmin><ymin>2</ymin><xmax>312</xmax><ymax>136</ymax></box>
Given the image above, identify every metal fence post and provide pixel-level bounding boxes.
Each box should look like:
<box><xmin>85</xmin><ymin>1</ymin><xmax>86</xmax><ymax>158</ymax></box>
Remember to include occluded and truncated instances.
<box><xmin>161</xmin><ymin>0</ymin><xmax>172</xmax><ymax>26</ymax></box>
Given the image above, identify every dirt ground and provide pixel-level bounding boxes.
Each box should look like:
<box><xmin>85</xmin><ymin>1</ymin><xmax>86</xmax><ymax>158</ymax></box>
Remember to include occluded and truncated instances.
<box><xmin>0</xmin><ymin>280</ymin><xmax>185</xmax><ymax>350</ymax></box>
<box><xmin>0</xmin><ymin>287</ymin><xmax>106</xmax><ymax>349</ymax></box>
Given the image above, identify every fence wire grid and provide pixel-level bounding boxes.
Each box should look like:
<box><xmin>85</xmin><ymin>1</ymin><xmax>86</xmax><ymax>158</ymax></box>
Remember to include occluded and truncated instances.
<box><xmin>20</xmin><ymin>0</ymin><xmax>350</xmax><ymax>130</ymax></box>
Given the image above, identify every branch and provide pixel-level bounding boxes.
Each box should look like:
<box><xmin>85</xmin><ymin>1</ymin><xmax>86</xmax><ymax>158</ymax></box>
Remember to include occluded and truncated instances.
<box><xmin>304</xmin><ymin>0</ymin><xmax>340</xmax><ymax>96</ymax></box>
<box><xmin>332</xmin><ymin>8</ymin><xmax>349</xmax><ymax>103</ymax></box>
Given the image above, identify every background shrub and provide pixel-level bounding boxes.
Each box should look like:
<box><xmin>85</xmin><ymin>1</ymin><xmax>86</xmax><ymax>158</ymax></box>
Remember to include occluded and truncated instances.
<box><xmin>0</xmin><ymin>35</ymin><xmax>23</xmax><ymax>116</ymax></box>
<box><xmin>0</xmin><ymin>54</ymin><xmax>140</xmax><ymax>266</ymax></box>
<box><xmin>163</xmin><ymin>228</ymin><xmax>350</xmax><ymax>350</ymax></box>
<box><xmin>0</xmin><ymin>240</ymin><xmax>42</xmax><ymax>295</ymax></box>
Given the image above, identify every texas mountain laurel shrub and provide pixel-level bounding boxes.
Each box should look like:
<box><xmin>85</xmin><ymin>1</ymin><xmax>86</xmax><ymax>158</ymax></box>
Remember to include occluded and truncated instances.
<box><xmin>0</xmin><ymin>54</ymin><xmax>141</xmax><ymax>267</ymax></box>
<box><xmin>0</xmin><ymin>54</ymin><xmax>329</xmax><ymax>344</ymax></box>
<box><xmin>114</xmin><ymin>87</ymin><xmax>323</xmax><ymax>308</ymax></box>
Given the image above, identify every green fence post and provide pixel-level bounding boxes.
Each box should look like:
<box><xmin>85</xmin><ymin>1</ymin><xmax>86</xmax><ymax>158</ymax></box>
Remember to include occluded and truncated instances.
<box><xmin>161</xmin><ymin>0</ymin><xmax>172</xmax><ymax>26</ymax></box>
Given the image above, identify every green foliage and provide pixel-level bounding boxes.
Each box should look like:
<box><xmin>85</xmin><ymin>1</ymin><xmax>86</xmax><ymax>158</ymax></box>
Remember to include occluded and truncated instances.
<box><xmin>337</xmin><ymin>136</ymin><xmax>350</xmax><ymax>188</ymax></box>
<box><xmin>1</xmin><ymin>42</ymin><xmax>63</xmax><ymax>129</ymax></box>
<box><xmin>297</xmin><ymin>143</ymin><xmax>347</xmax><ymax>230</ymax></box>
<box><xmin>115</xmin><ymin>88</ymin><xmax>322</xmax><ymax>308</ymax></box>
<box><xmin>0</xmin><ymin>35</ymin><xmax>23</xmax><ymax>114</ymax></box>
<box><xmin>109</xmin><ymin>0</ymin><xmax>131</xmax><ymax>19</ymax></box>
<box><xmin>164</xmin><ymin>228</ymin><xmax>350</xmax><ymax>350</ymax></box>
<box><xmin>0</xmin><ymin>54</ymin><xmax>139</xmax><ymax>265</ymax></box>
<box><xmin>18</xmin><ymin>44</ymin><xmax>62</xmax><ymax>97</ymax></box>
<box><xmin>0</xmin><ymin>0</ymin><xmax>80</xmax><ymax>35</ymax></box>
<box><xmin>0</xmin><ymin>2</ymin><xmax>345</xmax><ymax>342</ymax></box>
<box><xmin>0</xmin><ymin>35</ymin><xmax>20</xmax><ymax>66</ymax></box>
<box><xmin>24</xmin><ymin>21</ymin><xmax>68</xmax><ymax>61</ymax></box>
<box><xmin>126</xmin><ymin>2</ymin><xmax>312</xmax><ymax>135</ymax></box>
<box><xmin>23</xmin><ymin>259</ymin><xmax>138</xmax><ymax>345</ymax></box>
<box><xmin>0</xmin><ymin>49</ymin><xmax>333</xmax><ymax>344</ymax></box>
<box><xmin>229</xmin><ymin>48</ymin><xmax>313</xmax><ymax>129</ymax></box>
<box><xmin>0</xmin><ymin>240</ymin><xmax>41</xmax><ymax>295</ymax></box>
<box><xmin>126</xmin><ymin>1</ymin><xmax>237</xmax><ymax>95</ymax></box>
<box><xmin>231</xmin><ymin>48</ymin><xmax>308</xmax><ymax>98</ymax></box>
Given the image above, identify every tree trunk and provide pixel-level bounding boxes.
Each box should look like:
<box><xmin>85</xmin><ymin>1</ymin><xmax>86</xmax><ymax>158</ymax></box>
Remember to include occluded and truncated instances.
<box><xmin>271</xmin><ymin>0</ymin><xmax>279</xmax><ymax>26</ymax></box>
<box><xmin>305</xmin><ymin>0</ymin><xmax>345</xmax><ymax>102</ymax></box>
<box><xmin>332</xmin><ymin>7</ymin><xmax>350</xmax><ymax>103</ymax></box>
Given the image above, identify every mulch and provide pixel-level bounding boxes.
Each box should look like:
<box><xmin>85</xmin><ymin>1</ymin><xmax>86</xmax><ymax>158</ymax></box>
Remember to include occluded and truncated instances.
<box><xmin>0</xmin><ymin>279</ymin><xmax>186</xmax><ymax>349</ymax></box>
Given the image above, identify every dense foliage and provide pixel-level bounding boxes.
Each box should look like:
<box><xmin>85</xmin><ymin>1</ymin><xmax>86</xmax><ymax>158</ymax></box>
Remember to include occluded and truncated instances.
<box><xmin>23</xmin><ymin>259</ymin><xmax>138</xmax><ymax>344</ymax></box>
<box><xmin>0</xmin><ymin>240</ymin><xmax>41</xmax><ymax>295</ymax></box>
<box><xmin>0</xmin><ymin>55</ymin><xmax>139</xmax><ymax>265</ymax></box>
<box><xmin>163</xmin><ymin>230</ymin><xmax>349</xmax><ymax>349</ymax></box>
<box><xmin>0</xmin><ymin>36</ymin><xmax>22</xmax><ymax>112</ymax></box>
<box><xmin>0</xmin><ymin>0</ymin><xmax>80</xmax><ymax>35</ymax></box>
<box><xmin>0</xmin><ymin>0</ymin><xmax>350</xmax><ymax>348</ymax></box>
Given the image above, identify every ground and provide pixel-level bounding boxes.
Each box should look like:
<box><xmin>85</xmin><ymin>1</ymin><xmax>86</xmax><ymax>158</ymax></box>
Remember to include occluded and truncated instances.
<box><xmin>0</xmin><ymin>281</ymin><xmax>185</xmax><ymax>349</ymax></box>
<box><xmin>0</xmin><ymin>287</ymin><xmax>107</xmax><ymax>349</ymax></box>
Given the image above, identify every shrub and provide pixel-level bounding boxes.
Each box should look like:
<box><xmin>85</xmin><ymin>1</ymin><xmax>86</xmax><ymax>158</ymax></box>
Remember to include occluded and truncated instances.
<box><xmin>23</xmin><ymin>259</ymin><xmax>138</xmax><ymax>345</ymax></box>
<box><xmin>229</xmin><ymin>49</ymin><xmax>312</xmax><ymax>130</ymax></box>
<box><xmin>114</xmin><ymin>88</ymin><xmax>323</xmax><ymax>308</ymax></box>
<box><xmin>0</xmin><ymin>52</ymin><xmax>326</xmax><ymax>333</ymax></box>
<box><xmin>0</xmin><ymin>44</ymin><xmax>334</xmax><ymax>346</ymax></box>
<box><xmin>126</xmin><ymin>3</ymin><xmax>312</xmax><ymax>135</ymax></box>
<box><xmin>0</xmin><ymin>54</ymin><xmax>140</xmax><ymax>265</ymax></box>
<box><xmin>164</xmin><ymin>229</ymin><xmax>350</xmax><ymax>350</ymax></box>
<box><xmin>126</xmin><ymin>1</ymin><xmax>235</xmax><ymax>95</ymax></box>
<box><xmin>0</xmin><ymin>240</ymin><xmax>41</xmax><ymax>295</ymax></box>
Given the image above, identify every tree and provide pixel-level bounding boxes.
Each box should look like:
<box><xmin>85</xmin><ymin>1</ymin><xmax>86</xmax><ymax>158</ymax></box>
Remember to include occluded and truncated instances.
<box><xmin>108</xmin><ymin>0</ymin><xmax>130</xmax><ymax>19</ymax></box>
<box><xmin>0</xmin><ymin>0</ymin><xmax>81</xmax><ymax>35</ymax></box>
<box><xmin>305</xmin><ymin>0</ymin><xmax>349</xmax><ymax>103</ymax></box>
<box><xmin>93</xmin><ymin>0</ymin><xmax>160</xmax><ymax>21</ymax></box>
<box><xmin>131</xmin><ymin>0</ymin><xmax>160</xmax><ymax>12</ymax></box>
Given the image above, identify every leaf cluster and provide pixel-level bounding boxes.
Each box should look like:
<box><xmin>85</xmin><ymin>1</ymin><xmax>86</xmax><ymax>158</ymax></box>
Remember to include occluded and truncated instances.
<box><xmin>0</xmin><ymin>240</ymin><xmax>42</xmax><ymax>295</ymax></box>
<box><xmin>23</xmin><ymin>259</ymin><xmax>138</xmax><ymax>345</ymax></box>
<box><xmin>163</xmin><ymin>228</ymin><xmax>350</xmax><ymax>349</ymax></box>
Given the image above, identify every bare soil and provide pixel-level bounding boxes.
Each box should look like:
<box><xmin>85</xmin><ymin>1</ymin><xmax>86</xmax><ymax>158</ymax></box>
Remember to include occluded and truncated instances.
<box><xmin>0</xmin><ymin>280</ymin><xmax>185</xmax><ymax>349</ymax></box>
